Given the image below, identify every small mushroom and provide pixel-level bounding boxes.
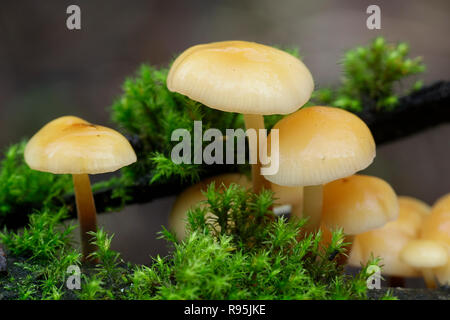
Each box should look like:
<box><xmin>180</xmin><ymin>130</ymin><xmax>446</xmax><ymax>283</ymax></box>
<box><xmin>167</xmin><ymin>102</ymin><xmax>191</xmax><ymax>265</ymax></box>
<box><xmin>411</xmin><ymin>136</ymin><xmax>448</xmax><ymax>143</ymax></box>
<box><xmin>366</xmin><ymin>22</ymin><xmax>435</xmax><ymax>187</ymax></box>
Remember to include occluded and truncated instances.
<box><xmin>384</xmin><ymin>196</ymin><xmax>431</xmax><ymax>238</ymax></box>
<box><xmin>24</xmin><ymin>116</ymin><xmax>136</xmax><ymax>261</ymax></box>
<box><xmin>418</xmin><ymin>193</ymin><xmax>450</xmax><ymax>286</ymax></box>
<box><xmin>263</xmin><ymin>107</ymin><xmax>376</xmax><ymax>232</ymax></box>
<box><xmin>321</xmin><ymin>174</ymin><xmax>399</xmax><ymax>265</ymax></box>
<box><xmin>400</xmin><ymin>239</ymin><xmax>448</xmax><ymax>288</ymax></box>
<box><xmin>347</xmin><ymin>196</ymin><xmax>430</xmax><ymax>285</ymax></box>
<box><xmin>167</xmin><ymin>40</ymin><xmax>314</xmax><ymax>193</ymax></box>
<box><xmin>169</xmin><ymin>173</ymin><xmax>251</xmax><ymax>240</ymax></box>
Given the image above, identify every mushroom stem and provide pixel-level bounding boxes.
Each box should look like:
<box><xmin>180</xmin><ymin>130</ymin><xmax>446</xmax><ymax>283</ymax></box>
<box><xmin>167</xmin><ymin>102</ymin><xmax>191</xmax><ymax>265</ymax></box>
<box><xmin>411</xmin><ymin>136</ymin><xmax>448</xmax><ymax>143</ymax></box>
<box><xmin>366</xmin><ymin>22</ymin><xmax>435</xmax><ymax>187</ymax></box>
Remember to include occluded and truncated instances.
<box><xmin>243</xmin><ymin>114</ymin><xmax>271</xmax><ymax>194</ymax></box>
<box><xmin>422</xmin><ymin>268</ymin><xmax>437</xmax><ymax>289</ymax></box>
<box><xmin>302</xmin><ymin>184</ymin><xmax>323</xmax><ymax>232</ymax></box>
<box><xmin>72</xmin><ymin>174</ymin><xmax>98</xmax><ymax>261</ymax></box>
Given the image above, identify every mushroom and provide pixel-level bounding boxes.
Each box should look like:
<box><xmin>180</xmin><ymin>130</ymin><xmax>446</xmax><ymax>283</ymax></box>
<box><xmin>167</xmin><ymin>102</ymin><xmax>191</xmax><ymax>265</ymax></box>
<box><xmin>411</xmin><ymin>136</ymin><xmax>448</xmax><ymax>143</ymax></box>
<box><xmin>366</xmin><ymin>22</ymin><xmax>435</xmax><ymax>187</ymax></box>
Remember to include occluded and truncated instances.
<box><xmin>321</xmin><ymin>174</ymin><xmax>399</xmax><ymax>265</ymax></box>
<box><xmin>400</xmin><ymin>239</ymin><xmax>448</xmax><ymax>288</ymax></box>
<box><xmin>169</xmin><ymin>173</ymin><xmax>251</xmax><ymax>240</ymax></box>
<box><xmin>263</xmin><ymin>106</ymin><xmax>376</xmax><ymax>232</ymax></box>
<box><xmin>347</xmin><ymin>196</ymin><xmax>430</xmax><ymax>285</ymax></box>
<box><xmin>347</xmin><ymin>227</ymin><xmax>419</xmax><ymax>282</ymax></box>
<box><xmin>24</xmin><ymin>116</ymin><xmax>136</xmax><ymax>261</ymax></box>
<box><xmin>385</xmin><ymin>196</ymin><xmax>431</xmax><ymax>237</ymax></box>
<box><xmin>417</xmin><ymin>193</ymin><xmax>450</xmax><ymax>286</ymax></box>
<box><xmin>167</xmin><ymin>40</ymin><xmax>314</xmax><ymax>193</ymax></box>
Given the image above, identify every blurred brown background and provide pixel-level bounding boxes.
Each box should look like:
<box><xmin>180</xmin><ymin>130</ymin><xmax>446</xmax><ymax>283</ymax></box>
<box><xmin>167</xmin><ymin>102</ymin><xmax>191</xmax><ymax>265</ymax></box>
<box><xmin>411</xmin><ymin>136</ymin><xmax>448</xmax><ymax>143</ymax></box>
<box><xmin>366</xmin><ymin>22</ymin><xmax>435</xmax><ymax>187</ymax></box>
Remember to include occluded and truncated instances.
<box><xmin>0</xmin><ymin>0</ymin><xmax>449</xmax><ymax>264</ymax></box>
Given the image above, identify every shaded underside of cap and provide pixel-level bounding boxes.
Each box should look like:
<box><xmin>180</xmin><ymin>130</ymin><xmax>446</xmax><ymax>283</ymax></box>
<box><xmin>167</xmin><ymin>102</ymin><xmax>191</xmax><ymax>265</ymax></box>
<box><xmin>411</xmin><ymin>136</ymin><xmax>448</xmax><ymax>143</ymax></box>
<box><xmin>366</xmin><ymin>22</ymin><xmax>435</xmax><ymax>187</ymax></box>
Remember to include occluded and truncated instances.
<box><xmin>167</xmin><ymin>40</ymin><xmax>314</xmax><ymax>115</ymax></box>
<box><xmin>321</xmin><ymin>174</ymin><xmax>398</xmax><ymax>235</ymax></box>
<box><xmin>263</xmin><ymin>106</ymin><xmax>375</xmax><ymax>186</ymax></box>
<box><xmin>24</xmin><ymin>116</ymin><xmax>137</xmax><ymax>174</ymax></box>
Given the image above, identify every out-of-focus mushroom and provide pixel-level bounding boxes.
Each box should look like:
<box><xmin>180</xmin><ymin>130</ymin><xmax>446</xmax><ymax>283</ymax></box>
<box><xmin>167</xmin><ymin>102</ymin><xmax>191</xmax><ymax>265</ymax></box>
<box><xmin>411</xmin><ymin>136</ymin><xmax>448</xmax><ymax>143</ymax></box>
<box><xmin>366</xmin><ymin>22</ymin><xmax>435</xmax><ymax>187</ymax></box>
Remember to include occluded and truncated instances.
<box><xmin>24</xmin><ymin>116</ymin><xmax>136</xmax><ymax>261</ymax></box>
<box><xmin>430</xmin><ymin>193</ymin><xmax>450</xmax><ymax>214</ymax></box>
<box><xmin>263</xmin><ymin>107</ymin><xmax>376</xmax><ymax>232</ymax></box>
<box><xmin>383</xmin><ymin>196</ymin><xmax>431</xmax><ymax>237</ymax></box>
<box><xmin>169</xmin><ymin>173</ymin><xmax>251</xmax><ymax>240</ymax></box>
<box><xmin>400</xmin><ymin>239</ymin><xmax>448</xmax><ymax>288</ymax></box>
<box><xmin>347</xmin><ymin>196</ymin><xmax>430</xmax><ymax>285</ymax></box>
<box><xmin>418</xmin><ymin>193</ymin><xmax>450</xmax><ymax>286</ymax></box>
<box><xmin>167</xmin><ymin>40</ymin><xmax>314</xmax><ymax>193</ymax></box>
<box><xmin>321</xmin><ymin>174</ymin><xmax>398</xmax><ymax>265</ymax></box>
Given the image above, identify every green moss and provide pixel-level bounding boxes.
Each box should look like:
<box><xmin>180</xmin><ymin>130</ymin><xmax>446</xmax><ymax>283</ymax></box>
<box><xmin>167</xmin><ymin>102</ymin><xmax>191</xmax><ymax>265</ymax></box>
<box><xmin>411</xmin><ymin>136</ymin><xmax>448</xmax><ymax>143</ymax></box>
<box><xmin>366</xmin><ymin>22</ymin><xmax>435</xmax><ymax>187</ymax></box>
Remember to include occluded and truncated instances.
<box><xmin>0</xmin><ymin>183</ymin><xmax>393</xmax><ymax>300</ymax></box>
<box><xmin>312</xmin><ymin>37</ymin><xmax>425</xmax><ymax>112</ymax></box>
<box><xmin>0</xmin><ymin>141</ymin><xmax>72</xmax><ymax>221</ymax></box>
<box><xmin>111</xmin><ymin>65</ymin><xmax>246</xmax><ymax>186</ymax></box>
<box><xmin>0</xmin><ymin>207</ymin><xmax>81</xmax><ymax>299</ymax></box>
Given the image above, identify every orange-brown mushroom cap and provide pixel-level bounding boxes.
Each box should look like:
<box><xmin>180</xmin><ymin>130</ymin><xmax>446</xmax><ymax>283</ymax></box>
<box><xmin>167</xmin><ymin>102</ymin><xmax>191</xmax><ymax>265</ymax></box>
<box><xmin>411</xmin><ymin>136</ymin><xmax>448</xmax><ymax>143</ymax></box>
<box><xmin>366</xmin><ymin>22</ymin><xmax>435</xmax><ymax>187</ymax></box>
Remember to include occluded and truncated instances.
<box><xmin>321</xmin><ymin>174</ymin><xmax>398</xmax><ymax>235</ymax></box>
<box><xmin>24</xmin><ymin>116</ymin><xmax>137</xmax><ymax>174</ymax></box>
<box><xmin>263</xmin><ymin>107</ymin><xmax>375</xmax><ymax>187</ymax></box>
<box><xmin>419</xmin><ymin>194</ymin><xmax>450</xmax><ymax>284</ymax></box>
<box><xmin>167</xmin><ymin>41</ymin><xmax>314</xmax><ymax>115</ymax></box>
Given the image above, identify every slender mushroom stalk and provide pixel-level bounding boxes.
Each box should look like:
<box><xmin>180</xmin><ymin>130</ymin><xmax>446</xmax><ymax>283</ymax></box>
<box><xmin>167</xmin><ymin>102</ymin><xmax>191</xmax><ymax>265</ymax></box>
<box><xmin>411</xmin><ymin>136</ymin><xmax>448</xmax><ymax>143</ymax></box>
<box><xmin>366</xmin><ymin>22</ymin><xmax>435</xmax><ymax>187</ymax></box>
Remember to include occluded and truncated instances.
<box><xmin>243</xmin><ymin>114</ymin><xmax>271</xmax><ymax>193</ymax></box>
<box><xmin>24</xmin><ymin>116</ymin><xmax>137</xmax><ymax>263</ymax></box>
<box><xmin>167</xmin><ymin>41</ymin><xmax>314</xmax><ymax>194</ymax></box>
<box><xmin>72</xmin><ymin>174</ymin><xmax>98</xmax><ymax>259</ymax></box>
<box><xmin>422</xmin><ymin>269</ymin><xmax>438</xmax><ymax>289</ymax></box>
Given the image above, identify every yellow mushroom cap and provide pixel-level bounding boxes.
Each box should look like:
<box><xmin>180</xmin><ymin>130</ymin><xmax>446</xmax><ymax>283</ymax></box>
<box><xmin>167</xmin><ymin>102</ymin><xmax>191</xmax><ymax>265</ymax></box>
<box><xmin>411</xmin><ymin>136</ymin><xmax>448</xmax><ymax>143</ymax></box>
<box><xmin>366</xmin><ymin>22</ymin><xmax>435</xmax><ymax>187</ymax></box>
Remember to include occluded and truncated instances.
<box><xmin>431</xmin><ymin>193</ymin><xmax>450</xmax><ymax>215</ymax></box>
<box><xmin>24</xmin><ymin>116</ymin><xmax>137</xmax><ymax>174</ymax></box>
<box><xmin>382</xmin><ymin>196</ymin><xmax>430</xmax><ymax>238</ymax></box>
<box><xmin>167</xmin><ymin>41</ymin><xmax>314</xmax><ymax>115</ymax></box>
<box><xmin>321</xmin><ymin>175</ymin><xmax>398</xmax><ymax>235</ymax></box>
<box><xmin>169</xmin><ymin>173</ymin><xmax>251</xmax><ymax>240</ymax></box>
<box><xmin>400</xmin><ymin>239</ymin><xmax>448</xmax><ymax>269</ymax></box>
<box><xmin>263</xmin><ymin>106</ymin><xmax>375</xmax><ymax>187</ymax></box>
<box><xmin>421</xmin><ymin>198</ymin><xmax>450</xmax><ymax>246</ymax></box>
<box><xmin>349</xmin><ymin>228</ymin><xmax>420</xmax><ymax>277</ymax></box>
<box><xmin>419</xmin><ymin>196</ymin><xmax>450</xmax><ymax>284</ymax></box>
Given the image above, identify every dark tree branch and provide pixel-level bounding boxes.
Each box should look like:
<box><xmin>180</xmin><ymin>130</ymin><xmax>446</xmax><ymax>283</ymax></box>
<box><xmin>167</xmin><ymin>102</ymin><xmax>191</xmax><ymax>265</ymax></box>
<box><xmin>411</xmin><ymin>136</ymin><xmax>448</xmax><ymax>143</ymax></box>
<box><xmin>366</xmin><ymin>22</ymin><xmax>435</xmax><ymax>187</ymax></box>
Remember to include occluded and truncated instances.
<box><xmin>3</xmin><ymin>81</ymin><xmax>449</xmax><ymax>230</ymax></box>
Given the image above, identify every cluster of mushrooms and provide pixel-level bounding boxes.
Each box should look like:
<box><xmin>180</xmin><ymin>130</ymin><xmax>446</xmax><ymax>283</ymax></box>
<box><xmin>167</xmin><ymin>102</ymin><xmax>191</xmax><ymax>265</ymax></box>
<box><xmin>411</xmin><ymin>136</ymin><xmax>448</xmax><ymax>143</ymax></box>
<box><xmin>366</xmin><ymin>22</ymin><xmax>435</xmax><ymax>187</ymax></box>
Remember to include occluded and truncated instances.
<box><xmin>22</xmin><ymin>41</ymin><xmax>449</xmax><ymax>288</ymax></box>
<box><xmin>167</xmin><ymin>41</ymin><xmax>450</xmax><ymax>288</ymax></box>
